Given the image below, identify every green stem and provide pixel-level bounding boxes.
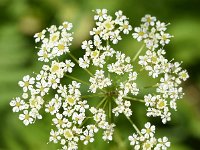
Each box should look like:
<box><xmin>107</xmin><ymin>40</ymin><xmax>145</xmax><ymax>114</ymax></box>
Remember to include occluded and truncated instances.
<box><xmin>103</xmin><ymin>99</ymin><xmax>108</xmax><ymax>109</ymax></box>
<box><xmin>68</xmin><ymin>53</ymin><xmax>78</xmax><ymax>63</ymax></box>
<box><xmin>97</xmin><ymin>87</ymin><xmax>107</xmax><ymax>93</ymax></box>
<box><xmin>132</xmin><ymin>44</ymin><xmax>145</xmax><ymax>62</ymax></box>
<box><xmin>65</xmin><ymin>74</ymin><xmax>90</xmax><ymax>86</ymax></box>
<box><xmin>68</xmin><ymin>53</ymin><xmax>94</xmax><ymax>77</ymax></box>
<box><xmin>109</xmin><ymin>99</ymin><xmax>112</xmax><ymax>123</ymax></box>
<box><xmin>56</xmin><ymin>57</ymin><xmax>59</xmax><ymax>62</ymax></box>
<box><xmin>143</xmin><ymin>84</ymin><xmax>158</xmax><ymax>89</ymax></box>
<box><xmin>124</xmin><ymin>96</ymin><xmax>144</xmax><ymax>103</ymax></box>
<box><xmin>140</xmin><ymin>67</ymin><xmax>145</xmax><ymax>72</ymax></box>
<box><xmin>106</xmin><ymin>40</ymin><xmax>109</xmax><ymax>46</ymax></box>
<box><xmin>97</xmin><ymin>97</ymin><xmax>107</xmax><ymax>108</ymax></box>
<box><xmin>126</xmin><ymin>116</ymin><xmax>143</xmax><ymax>137</ymax></box>
<box><xmin>81</xmin><ymin>93</ymin><xmax>105</xmax><ymax>99</ymax></box>
<box><xmin>79</xmin><ymin>117</ymin><xmax>93</xmax><ymax>127</ymax></box>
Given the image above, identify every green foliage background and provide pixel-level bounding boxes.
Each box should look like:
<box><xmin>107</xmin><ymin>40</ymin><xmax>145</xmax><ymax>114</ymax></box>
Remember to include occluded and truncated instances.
<box><xmin>0</xmin><ymin>0</ymin><xmax>200</xmax><ymax>149</ymax></box>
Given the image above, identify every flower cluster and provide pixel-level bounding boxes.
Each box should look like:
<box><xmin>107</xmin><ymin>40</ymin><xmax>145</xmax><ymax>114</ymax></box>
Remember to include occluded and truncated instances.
<box><xmin>132</xmin><ymin>14</ymin><xmax>171</xmax><ymax>49</ymax></box>
<box><xmin>90</xmin><ymin>107</ymin><xmax>115</xmax><ymax>142</ymax></box>
<box><xmin>10</xmin><ymin>23</ymin><xmax>74</xmax><ymax>126</ymax></box>
<box><xmin>132</xmin><ymin>15</ymin><xmax>189</xmax><ymax>123</ymax></box>
<box><xmin>10</xmin><ymin>9</ymin><xmax>189</xmax><ymax>150</ymax></box>
<box><xmin>79</xmin><ymin>10</ymin><xmax>140</xmax><ymax>118</ymax></box>
<box><xmin>48</xmin><ymin>82</ymin><xmax>115</xmax><ymax>149</ymax></box>
<box><xmin>34</xmin><ymin>22</ymin><xmax>73</xmax><ymax>62</ymax></box>
<box><xmin>89</xmin><ymin>70</ymin><xmax>112</xmax><ymax>93</ymax></box>
<box><xmin>79</xmin><ymin>9</ymin><xmax>132</xmax><ymax>69</ymax></box>
<box><xmin>129</xmin><ymin>122</ymin><xmax>170</xmax><ymax>150</ymax></box>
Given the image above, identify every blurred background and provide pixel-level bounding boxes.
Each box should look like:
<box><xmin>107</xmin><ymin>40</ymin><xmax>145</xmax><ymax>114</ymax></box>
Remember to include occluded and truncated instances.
<box><xmin>0</xmin><ymin>0</ymin><xmax>200</xmax><ymax>149</ymax></box>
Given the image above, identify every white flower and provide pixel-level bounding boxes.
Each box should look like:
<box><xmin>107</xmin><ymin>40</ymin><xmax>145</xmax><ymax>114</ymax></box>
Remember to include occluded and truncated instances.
<box><xmin>128</xmin><ymin>72</ymin><xmax>138</xmax><ymax>81</ymax></box>
<box><xmin>22</xmin><ymin>93</ymin><xmax>29</xmax><ymax>99</ymax></box>
<box><xmin>90</xmin><ymin>50</ymin><xmax>100</xmax><ymax>59</ymax></box>
<box><xmin>30</xmin><ymin>108</ymin><xmax>42</xmax><ymax>120</ymax></box>
<box><xmin>159</xmin><ymin>31</ymin><xmax>172</xmax><ymax>46</ymax></box>
<box><xmin>87</xmin><ymin>124</ymin><xmax>99</xmax><ymax>133</ymax></box>
<box><xmin>79</xmin><ymin>56</ymin><xmax>90</xmax><ymax>68</ymax></box>
<box><xmin>90</xmin><ymin>27</ymin><xmax>102</xmax><ymax>36</ymax></box>
<box><xmin>128</xmin><ymin>133</ymin><xmax>139</xmax><ymax>146</ymax></box>
<box><xmin>103</xmin><ymin>17</ymin><xmax>115</xmax><ymax>31</ymax></box>
<box><xmin>35</xmin><ymin>80</ymin><xmax>49</xmax><ymax>96</ymax></box>
<box><xmin>63</xmin><ymin>129</ymin><xmax>74</xmax><ymax>140</ymax></box>
<box><xmin>89</xmin><ymin>70</ymin><xmax>112</xmax><ymax>93</ymax></box>
<box><xmin>80</xmin><ymin>129</ymin><xmax>95</xmax><ymax>145</ymax></box>
<box><xmin>67</xmin><ymin>141</ymin><xmax>78</xmax><ymax>150</ymax></box>
<box><xmin>37</xmin><ymin>49</ymin><xmax>51</xmax><ymax>62</ymax></box>
<box><xmin>49</xmin><ymin>31</ymin><xmax>60</xmax><ymax>44</ymax></box>
<box><xmin>64</xmin><ymin>60</ymin><xmax>75</xmax><ymax>73</ymax></box>
<box><xmin>142</xmin><ymin>139</ymin><xmax>154</xmax><ymax>150</ymax></box>
<box><xmin>156</xmin><ymin>137</ymin><xmax>170</xmax><ymax>150</ymax></box>
<box><xmin>156</xmin><ymin>99</ymin><xmax>167</xmax><ymax>110</ymax></box>
<box><xmin>115</xmin><ymin>10</ymin><xmax>127</xmax><ymax>23</ymax></box>
<box><xmin>45</xmin><ymin>103</ymin><xmax>57</xmax><ymax>115</ymax></box>
<box><xmin>45</xmin><ymin>95</ymin><xmax>62</xmax><ymax>115</ymax></box>
<box><xmin>18</xmin><ymin>75</ymin><xmax>35</xmax><ymax>92</ymax></box>
<box><xmin>102</xmin><ymin>123</ymin><xmax>115</xmax><ymax>141</ymax></box>
<box><xmin>93</xmin><ymin>35</ymin><xmax>102</xmax><ymax>48</ymax></box>
<box><xmin>141</xmin><ymin>122</ymin><xmax>155</xmax><ymax>138</ymax></box>
<box><xmin>48</xmin><ymin>25</ymin><xmax>57</xmax><ymax>33</ymax></box>
<box><xmin>59</xmin><ymin>21</ymin><xmax>73</xmax><ymax>31</ymax></box>
<box><xmin>141</xmin><ymin>14</ymin><xmax>157</xmax><ymax>26</ymax></box>
<box><xmin>144</xmin><ymin>94</ymin><xmax>156</xmax><ymax>107</ymax></box>
<box><xmin>36</xmin><ymin>70</ymin><xmax>48</xmax><ymax>81</ymax></box>
<box><xmin>156</xmin><ymin>21</ymin><xmax>167</xmax><ymax>31</ymax></box>
<box><xmin>110</xmin><ymin>30</ymin><xmax>122</xmax><ymax>44</ymax></box>
<box><xmin>52</xmin><ymin>40</ymin><xmax>69</xmax><ymax>56</ymax></box>
<box><xmin>94</xmin><ymin>9</ymin><xmax>108</xmax><ymax>21</ymax></box>
<box><xmin>50</xmin><ymin>61</ymin><xmax>65</xmax><ymax>78</ymax></box>
<box><xmin>49</xmin><ymin>129</ymin><xmax>61</xmax><ymax>143</ymax></box>
<box><xmin>132</xmin><ymin>27</ymin><xmax>148</xmax><ymax>41</ymax></box>
<box><xmin>34</xmin><ymin>29</ymin><xmax>46</xmax><ymax>43</ymax></box>
<box><xmin>52</xmin><ymin>113</ymin><xmax>68</xmax><ymax>128</ymax></box>
<box><xmin>119</xmin><ymin>20</ymin><xmax>132</xmax><ymax>34</ymax></box>
<box><xmin>120</xmin><ymin>82</ymin><xmax>139</xmax><ymax>95</ymax></box>
<box><xmin>161</xmin><ymin>110</ymin><xmax>171</xmax><ymax>124</ymax></box>
<box><xmin>57</xmin><ymin>84</ymin><xmax>68</xmax><ymax>98</ymax></box>
<box><xmin>29</xmin><ymin>95</ymin><xmax>44</xmax><ymax>109</ymax></box>
<box><xmin>107</xmin><ymin>51</ymin><xmax>133</xmax><ymax>75</ymax></box>
<box><xmin>75</xmin><ymin>100</ymin><xmax>89</xmax><ymax>113</ymax></box>
<box><xmin>170</xmin><ymin>100</ymin><xmax>177</xmax><ymax>110</ymax></box>
<box><xmin>19</xmin><ymin>110</ymin><xmax>33</xmax><ymax>126</ymax></box>
<box><xmin>81</xmin><ymin>40</ymin><xmax>93</xmax><ymax>51</ymax></box>
<box><xmin>66</xmin><ymin>95</ymin><xmax>77</xmax><ymax>106</ymax></box>
<box><xmin>61</xmin><ymin>32</ymin><xmax>73</xmax><ymax>43</ymax></box>
<box><xmin>48</xmin><ymin>74</ymin><xmax>60</xmax><ymax>89</ymax></box>
<box><xmin>179</xmin><ymin>70</ymin><xmax>189</xmax><ymax>81</ymax></box>
<box><xmin>10</xmin><ymin>97</ymin><xmax>26</xmax><ymax>112</ymax></box>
